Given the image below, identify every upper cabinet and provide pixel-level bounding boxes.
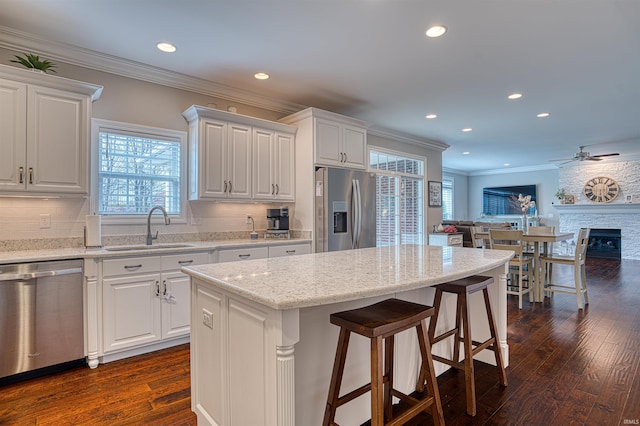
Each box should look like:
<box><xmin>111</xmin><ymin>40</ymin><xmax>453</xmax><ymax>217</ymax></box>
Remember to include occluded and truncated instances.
<box><xmin>281</xmin><ymin>107</ymin><xmax>369</xmax><ymax>170</ymax></box>
<box><xmin>182</xmin><ymin>106</ymin><xmax>297</xmax><ymax>201</ymax></box>
<box><xmin>0</xmin><ymin>65</ymin><xmax>102</xmax><ymax>196</ymax></box>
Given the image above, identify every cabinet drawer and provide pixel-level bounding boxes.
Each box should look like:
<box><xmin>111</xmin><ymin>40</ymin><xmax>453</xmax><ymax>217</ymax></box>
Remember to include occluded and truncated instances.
<box><xmin>217</xmin><ymin>246</ymin><xmax>268</xmax><ymax>263</ymax></box>
<box><xmin>448</xmin><ymin>235</ymin><xmax>463</xmax><ymax>246</ymax></box>
<box><xmin>103</xmin><ymin>256</ymin><xmax>161</xmax><ymax>277</ymax></box>
<box><xmin>161</xmin><ymin>252</ymin><xmax>210</xmax><ymax>270</ymax></box>
<box><xmin>268</xmin><ymin>243</ymin><xmax>311</xmax><ymax>258</ymax></box>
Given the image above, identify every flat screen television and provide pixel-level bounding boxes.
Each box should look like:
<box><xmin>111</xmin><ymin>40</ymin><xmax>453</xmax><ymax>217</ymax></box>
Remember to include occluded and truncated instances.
<box><xmin>482</xmin><ymin>185</ymin><xmax>537</xmax><ymax>215</ymax></box>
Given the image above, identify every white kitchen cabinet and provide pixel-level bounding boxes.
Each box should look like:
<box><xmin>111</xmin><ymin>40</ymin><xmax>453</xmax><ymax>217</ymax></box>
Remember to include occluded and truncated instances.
<box><xmin>429</xmin><ymin>232</ymin><xmax>464</xmax><ymax>247</ymax></box>
<box><xmin>281</xmin><ymin>108</ymin><xmax>369</xmax><ymax>170</ymax></box>
<box><xmin>183</xmin><ymin>105</ymin><xmax>296</xmax><ymax>201</ymax></box>
<box><xmin>253</xmin><ymin>129</ymin><xmax>295</xmax><ymax>201</ymax></box>
<box><xmin>268</xmin><ymin>242</ymin><xmax>311</xmax><ymax>258</ymax></box>
<box><xmin>102</xmin><ymin>251</ymin><xmax>209</xmax><ymax>353</ymax></box>
<box><xmin>0</xmin><ymin>64</ymin><xmax>102</xmax><ymax>195</ymax></box>
<box><xmin>315</xmin><ymin>118</ymin><xmax>367</xmax><ymax>169</ymax></box>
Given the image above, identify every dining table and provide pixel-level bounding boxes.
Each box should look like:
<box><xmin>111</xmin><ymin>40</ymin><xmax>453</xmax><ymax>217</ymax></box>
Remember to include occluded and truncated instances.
<box><xmin>476</xmin><ymin>230</ymin><xmax>575</xmax><ymax>302</ymax></box>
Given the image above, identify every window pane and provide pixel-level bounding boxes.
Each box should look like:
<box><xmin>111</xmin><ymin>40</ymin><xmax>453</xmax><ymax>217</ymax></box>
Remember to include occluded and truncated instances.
<box><xmin>442</xmin><ymin>178</ymin><xmax>454</xmax><ymax>221</ymax></box>
<box><xmin>99</xmin><ymin>131</ymin><xmax>181</xmax><ymax>215</ymax></box>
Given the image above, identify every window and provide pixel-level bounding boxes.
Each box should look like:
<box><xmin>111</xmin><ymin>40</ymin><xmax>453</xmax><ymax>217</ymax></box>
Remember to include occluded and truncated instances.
<box><xmin>442</xmin><ymin>176</ymin><xmax>454</xmax><ymax>220</ymax></box>
<box><xmin>92</xmin><ymin>119</ymin><xmax>186</xmax><ymax>221</ymax></box>
<box><xmin>370</xmin><ymin>149</ymin><xmax>425</xmax><ymax>246</ymax></box>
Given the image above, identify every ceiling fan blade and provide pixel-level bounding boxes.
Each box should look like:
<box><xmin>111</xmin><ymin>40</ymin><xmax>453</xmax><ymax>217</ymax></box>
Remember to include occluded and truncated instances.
<box><xmin>591</xmin><ymin>153</ymin><xmax>619</xmax><ymax>158</ymax></box>
<box><xmin>585</xmin><ymin>157</ymin><xmax>603</xmax><ymax>161</ymax></box>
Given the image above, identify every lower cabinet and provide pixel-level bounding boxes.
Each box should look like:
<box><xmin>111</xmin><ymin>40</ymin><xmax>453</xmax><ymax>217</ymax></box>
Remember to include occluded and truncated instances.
<box><xmin>268</xmin><ymin>242</ymin><xmax>311</xmax><ymax>257</ymax></box>
<box><xmin>102</xmin><ymin>252</ymin><xmax>209</xmax><ymax>353</ymax></box>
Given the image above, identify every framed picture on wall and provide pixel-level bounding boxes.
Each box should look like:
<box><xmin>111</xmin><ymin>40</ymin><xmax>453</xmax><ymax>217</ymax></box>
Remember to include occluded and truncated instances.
<box><xmin>428</xmin><ymin>181</ymin><xmax>442</xmax><ymax>207</ymax></box>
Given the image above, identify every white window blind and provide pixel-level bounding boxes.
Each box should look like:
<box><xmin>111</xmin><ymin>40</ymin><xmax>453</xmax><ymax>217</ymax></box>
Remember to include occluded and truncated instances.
<box><xmin>442</xmin><ymin>177</ymin><xmax>454</xmax><ymax>220</ymax></box>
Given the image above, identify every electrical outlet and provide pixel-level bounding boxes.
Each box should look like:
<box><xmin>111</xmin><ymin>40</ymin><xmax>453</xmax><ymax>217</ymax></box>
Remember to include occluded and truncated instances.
<box><xmin>246</xmin><ymin>214</ymin><xmax>252</xmax><ymax>224</ymax></box>
<box><xmin>39</xmin><ymin>214</ymin><xmax>51</xmax><ymax>229</ymax></box>
<box><xmin>202</xmin><ymin>309</ymin><xmax>213</xmax><ymax>329</ymax></box>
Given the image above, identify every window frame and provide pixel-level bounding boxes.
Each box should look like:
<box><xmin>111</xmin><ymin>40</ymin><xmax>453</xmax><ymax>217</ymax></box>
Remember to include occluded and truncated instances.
<box><xmin>442</xmin><ymin>175</ymin><xmax>454</xmax><ymax>221</ymax></box>
<box><xmin>369</xmin><ymin>147</ymin><xmax>426</xmax><ymax>246</ymax></box>
<box><xmin>90</xmin><ymin>118</ymin><xmax>188</xmax><ymax>225</ymax></box>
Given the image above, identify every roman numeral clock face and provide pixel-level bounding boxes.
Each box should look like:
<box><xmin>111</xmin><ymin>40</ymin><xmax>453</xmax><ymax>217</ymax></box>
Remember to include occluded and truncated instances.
<box><xmin>583</xmin><ymin>176</ymin><xmax>619</xmax><ymax>203</ymax></box>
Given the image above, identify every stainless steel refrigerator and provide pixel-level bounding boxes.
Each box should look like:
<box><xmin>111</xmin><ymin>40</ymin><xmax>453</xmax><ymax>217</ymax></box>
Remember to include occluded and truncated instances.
<box><xmin>315</xmin><ymin>167</ymin><xmax>377</xmax><ymax>252</ymax></box>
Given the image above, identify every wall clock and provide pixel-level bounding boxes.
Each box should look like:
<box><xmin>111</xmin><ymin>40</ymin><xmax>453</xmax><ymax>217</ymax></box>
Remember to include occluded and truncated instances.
<box><xmin>583</xmin><ymin>176</ymin><xmax>619</xmax><ymax>203</ymax></box>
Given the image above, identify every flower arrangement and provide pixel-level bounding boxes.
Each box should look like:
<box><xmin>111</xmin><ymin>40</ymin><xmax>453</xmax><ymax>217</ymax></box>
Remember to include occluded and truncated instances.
<box><xmin>443</xmin><ymin>225</ymin><xmax>458</xmax><ymax>233</ymax></box>
<box><xmin>554</xmin><ymin>188</ymin><xmax>566</xmax><ymax>200</ymax></box>
<box><xmin>511</xmin><ymin>193</ymin><xmax>535</xmax><ymax>214</ymax></box>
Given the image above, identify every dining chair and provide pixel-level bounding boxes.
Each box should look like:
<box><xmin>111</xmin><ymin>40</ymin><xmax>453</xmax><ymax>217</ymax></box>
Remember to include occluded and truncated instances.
<box><xmin>540</xmin><ymin>228</ymin><xmax>591</xmax><ymax>309</ymax></box>
<box><xmin>470</xmin><ymin>226</ymin><xmax>486</xmax><ymax>248</ymax></box>
<box><xmin>526</xmin><ymin>226</ymin><xmax>555</xmax><ymax>283</ymax></box>
<box><xmin>489</xmin><ymin>229</ymin><xmax>533</xmax><ymax>309</ymax></box>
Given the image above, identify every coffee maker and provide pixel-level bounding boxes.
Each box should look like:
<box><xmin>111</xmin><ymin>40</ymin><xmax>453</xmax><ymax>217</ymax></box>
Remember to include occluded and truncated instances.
<box><xmin>267</xmin><ymin>207</ymin><xmax>289</xmax><ymax>231</ymax></box>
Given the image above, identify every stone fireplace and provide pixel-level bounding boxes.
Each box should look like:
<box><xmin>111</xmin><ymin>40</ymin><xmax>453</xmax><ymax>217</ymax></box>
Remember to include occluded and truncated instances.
<box><xmin>555</xmin><ymin>203</ymin><xmax>640</xmax><ymax>260</ymax></box>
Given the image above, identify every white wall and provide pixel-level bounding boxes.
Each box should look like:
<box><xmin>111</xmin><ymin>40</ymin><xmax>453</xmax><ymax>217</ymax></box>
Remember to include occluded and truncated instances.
<box><xmin>467</xmin><ymin>168</ymin><xmax>560</xmax><ymax>227</ymax></box>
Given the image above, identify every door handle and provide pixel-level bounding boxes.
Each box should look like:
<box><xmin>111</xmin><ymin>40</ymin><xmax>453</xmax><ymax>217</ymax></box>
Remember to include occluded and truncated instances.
<box><xmin>272</xmin><ymin>184</ymin><xmax>275</xmax><ymax>195</ymax></box>
<box><xmin>155</xmin><ymin>280</ymin><xmax>160</xmax><ymax>296</ymax></box>
<box><xmin>224</xmin><ymin>180</ymin><xmax>228</xmax><ymax>193</ymax></box>
<box><xmin>162</xmin><ymin>280</ymin><xmax>167</xmax><ymax>295</ymax></box>
<box><xmin>19</xmin><ymin>166</ymin><xmax>24</xmax><ymax>184</ymax></box>
<box><xmin>29</xmin><ymin>167</ymin><xmax>34</xmax><ymax>184</ymax></box>
<box><xmin>275</xmin><ymin>184</ymin><xmax>279</xmax><ymax>195</ymax></box>
<box><xmin>229</xmin><ymin>181</ymin><xmax>232</xmax><ymax>193</ymax></box>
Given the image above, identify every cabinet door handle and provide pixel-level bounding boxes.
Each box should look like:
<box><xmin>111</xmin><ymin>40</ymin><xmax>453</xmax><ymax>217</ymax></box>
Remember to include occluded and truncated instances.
<box><xmin>238</xmin><ymin>254</ymin><xmax>251</xmax><ymax>259</ymax></box>
<box><xmin>340</xmin><ymin>152</ymin><xmax>344</xmax><ymax>162</ymax></box>
<box><xmin>155</xmin><ymin>280</ymin><xmax>160</xmax><ymax>296</ymax></box>
<box><xmin>228</xmin><ymin>181</ymin><xmax>232</xmax><ymax>193</ymax></box>
<box><xmin>271</xmin><ymin>184</ymin><xmax>275</xmax><ymax>195</ymax></box>
<box><xmin>275</xmin><ymin>184</ymin><xmax>279</xmax><ymax>195</ymax></box>
<box><xmin>224</xmin><ymin>180</ymin><xmax>228</xmax><ymax>193</ymax></box>
<box><xmin>124</xmin><ymin>264</ymin><xmax>143</xmax><ymax>270</ymax></box>
<box><xmin>28</xmin><ymin>167</ymin><xmax>34</xmax><ymax>184</ymax></box>
<box><xmin>343</xmin><ymin>153</ymin><xmax>347</xmax><ymax>163</ymax></box>
<box><xmin>19</xmin><ymin>166</ymin><xmax>24</xmax><ymax>184</ymax></box>
<box><xmin>162</xmin><ymin>280</ymin><xmax>167</xmax><ymax>295</ymax></box>
<box><xmin>178</xmin><ymin>259</ymin><xmax>194</xmax><ymax>265</ymax></box>
<box><xmin>286</xmin><ymin>250</ymin><xmax>296</xmax><ymax>254</ymax></box>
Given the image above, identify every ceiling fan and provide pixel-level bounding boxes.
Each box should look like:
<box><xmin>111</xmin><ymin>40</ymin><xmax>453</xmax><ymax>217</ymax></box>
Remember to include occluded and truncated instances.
<box><xmin>550</xmin><ymin>145</ymin><xmax>619</xmax><ymax>164</ymax></box>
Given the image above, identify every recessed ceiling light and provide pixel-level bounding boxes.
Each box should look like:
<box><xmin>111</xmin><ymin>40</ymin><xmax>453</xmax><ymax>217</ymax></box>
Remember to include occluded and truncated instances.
<box><xmin>254</xmin><ymin>72</ymin><xmax>270</xmax><ymax>80</ymax></box>
<box><xmin>462</xmin><ymin>151</ymin><xmax>470</xmax><ymax>155</ymax></box>
<box><xmin>508</xmin><ymin>93</ymin><xmax>523</xmax><ymax>100</ymax></box>
<box><xmin>426</xmin><ymin>25</ymin><xmax>447</xmax><ymax>38</ymax></box>
<box><xmin>462</xmin><ymin>128</ymin><xmax>473</xmax><ymax>132</ymax></box>
<box><xmin>425</xmin><ymin>114</ymin><xmax>437</xmax><ymax>119</ymax></box>
<box><xmin>537</xmin><ymin>112</ymin><xmax>550</xmax><ymax>118</ymax></box>
<box><xmin>156</xmin><ymin>42</ymin><xmax>176</xmax><ymax>53</ymax></box>
<box><xmin>504</xmin><ymin>163</ymin><xmax>511</xmax><ymax>167</ymax></box>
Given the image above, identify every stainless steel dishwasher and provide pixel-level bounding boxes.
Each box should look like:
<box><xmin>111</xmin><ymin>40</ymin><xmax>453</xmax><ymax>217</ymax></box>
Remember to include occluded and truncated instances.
<box><xmin>0</xmin><ymin>259</ymin><xmax>85</xmax><ymax>384</ymax></box>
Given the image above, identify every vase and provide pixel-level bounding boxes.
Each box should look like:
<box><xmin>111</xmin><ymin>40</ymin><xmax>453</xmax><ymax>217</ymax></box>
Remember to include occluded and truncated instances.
<box><xmin>522</xmin><ymin>214</ymin><xmax>528</xmax><ymax>233</ymax></box>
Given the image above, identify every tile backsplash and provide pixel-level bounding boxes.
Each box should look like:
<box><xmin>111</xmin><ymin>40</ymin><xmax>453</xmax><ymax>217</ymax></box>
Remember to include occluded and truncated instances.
<box><xmin>0</xmin><ymin>197</ymin><xmax>299</xmax><ymax>250</ymax></box>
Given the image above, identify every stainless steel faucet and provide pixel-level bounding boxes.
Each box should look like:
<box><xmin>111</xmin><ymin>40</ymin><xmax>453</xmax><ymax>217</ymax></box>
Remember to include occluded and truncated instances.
<box><xmin>146</xmin><ymin>206</ymin><xmax>171</xmax><ymax>245</ymax></box>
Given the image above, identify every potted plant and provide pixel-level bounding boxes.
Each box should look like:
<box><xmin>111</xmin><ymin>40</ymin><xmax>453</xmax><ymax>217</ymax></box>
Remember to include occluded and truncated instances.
<box><xmin>555</xmin><ymin>188</ymin><xmax>566</xmax><ymax>203</ymax></box>
<box><xmin>10</xmin><ymin>53</ymin><xmax>57</xmax><ymax>73</ymax></box>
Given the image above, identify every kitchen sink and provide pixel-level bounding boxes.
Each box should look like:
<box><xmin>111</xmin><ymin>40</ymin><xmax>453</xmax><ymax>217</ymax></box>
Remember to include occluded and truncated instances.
<box><xmin>104</xmin><ymin>243</ymin><xmax>196</xmax><ymax>252</ymax></box>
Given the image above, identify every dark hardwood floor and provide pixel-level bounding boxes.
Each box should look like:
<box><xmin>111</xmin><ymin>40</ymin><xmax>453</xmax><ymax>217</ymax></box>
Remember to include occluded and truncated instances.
<box><xmin>1</xmin><ymin>257</ymin><xmax>639</xmax><ymax>425</ymax></box>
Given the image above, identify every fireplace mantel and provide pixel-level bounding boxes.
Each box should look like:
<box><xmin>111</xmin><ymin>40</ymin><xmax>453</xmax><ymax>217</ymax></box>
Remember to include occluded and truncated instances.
<box><xmin>554</xmin><ymin>203</ymin><xmax>640</xmax><ymax>214</ymax></box>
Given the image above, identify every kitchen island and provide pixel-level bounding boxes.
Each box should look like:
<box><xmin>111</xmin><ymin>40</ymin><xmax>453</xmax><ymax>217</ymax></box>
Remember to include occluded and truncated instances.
<box><xmin>183</xmin><ymin>244</ymin><xmax>513</xmax><ymax>426</ymax></box>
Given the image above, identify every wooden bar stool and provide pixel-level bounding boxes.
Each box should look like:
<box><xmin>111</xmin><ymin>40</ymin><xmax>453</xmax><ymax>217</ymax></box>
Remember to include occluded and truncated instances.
<box><xmin>323</xmin><ymin>298</ymin><xmax>445</xmax><ymax>426</ymax></box>
<box><xmin>421</xmin><ymin>276</ymin><xmax>507</xmax><ymax>416</ymax></box>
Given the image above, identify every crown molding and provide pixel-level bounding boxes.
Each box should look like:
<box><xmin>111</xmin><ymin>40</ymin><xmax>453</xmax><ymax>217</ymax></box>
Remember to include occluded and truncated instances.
<box><xmin>469</xmin><ymin>163</ymin><xmax>559</xmax><ymax>176</ymax></box>
<box><xmin>368</xmin><ymin>126</ymin><xmax>449</xmax><ymax>152</ymax></box>
<box><xmin>0</xmin><ymin>25</ymin><xmax>306</xmax><ymax>115</ymax></box>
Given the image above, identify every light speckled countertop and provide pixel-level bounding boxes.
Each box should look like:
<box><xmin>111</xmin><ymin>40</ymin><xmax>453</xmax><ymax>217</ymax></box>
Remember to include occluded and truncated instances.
<box><xmin>0</xmin><ymin>238</ymin><xmax>311</xmax><ymax>265</ymax></box>
<box><xmin>183</xmin><ymin>244</ymin><xmax>514</xmax><ymax>310</ymax></box>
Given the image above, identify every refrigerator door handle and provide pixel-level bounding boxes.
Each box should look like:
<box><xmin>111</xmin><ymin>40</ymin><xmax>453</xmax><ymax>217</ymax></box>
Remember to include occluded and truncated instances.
<box><xmin>352</xmin><ymin>179</ymin><xmax>362</xmax><ymax>248</ymax></box>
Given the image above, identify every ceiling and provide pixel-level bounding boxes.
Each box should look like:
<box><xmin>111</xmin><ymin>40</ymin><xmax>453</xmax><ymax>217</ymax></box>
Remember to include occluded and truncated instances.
<box><xmin>1</xmin><ymin>0</ymin><xmax>639</xmax><ymax>173</ymax></box>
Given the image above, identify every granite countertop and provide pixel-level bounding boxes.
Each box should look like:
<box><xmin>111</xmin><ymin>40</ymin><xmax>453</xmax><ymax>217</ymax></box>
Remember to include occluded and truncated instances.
<box><xmin>182</xmin><ymin>244</ymin><xmax>514</xmax><ymax>310</ymax></box>
<box><xmin>0</xmin><ymin>238</ymin><xmax>311</xmax><ymax>265</ymax></box>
